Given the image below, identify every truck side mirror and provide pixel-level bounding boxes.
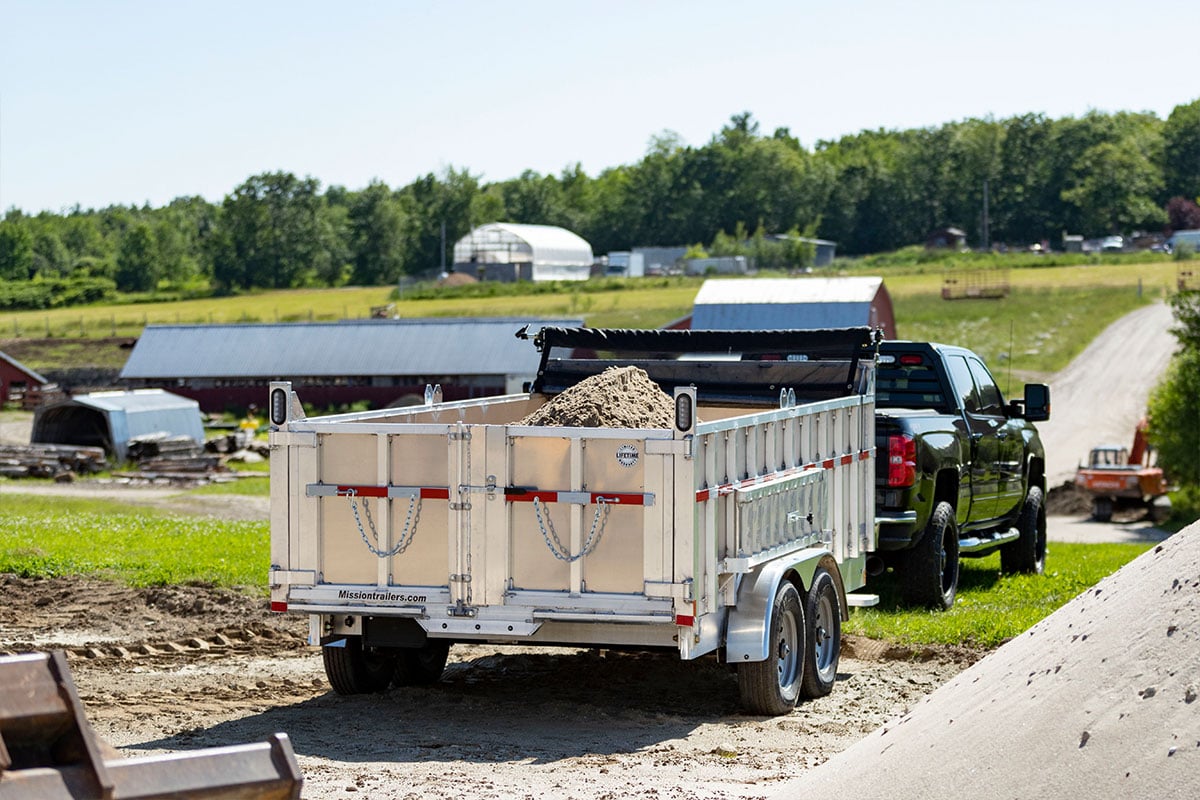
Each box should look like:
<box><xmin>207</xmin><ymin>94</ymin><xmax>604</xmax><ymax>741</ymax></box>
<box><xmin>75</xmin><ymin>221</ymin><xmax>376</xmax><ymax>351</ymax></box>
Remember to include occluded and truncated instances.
<box><xmin>1022</xmin><ymin>383</ymin><xmax>1051</xmax><ymax>422</ymax></box>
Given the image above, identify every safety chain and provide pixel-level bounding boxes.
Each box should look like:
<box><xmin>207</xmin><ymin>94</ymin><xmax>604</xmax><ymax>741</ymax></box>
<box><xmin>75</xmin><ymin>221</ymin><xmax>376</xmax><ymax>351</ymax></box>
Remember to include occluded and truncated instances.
<box><xmin>532</xmin><ymin>497</ymin><xmax>611</xmax><ymax>563</ymax></box>
<box><xmin>342</xmin><ymin>488</ymin><xmax>422</xmax><ymax>558</ymax></box>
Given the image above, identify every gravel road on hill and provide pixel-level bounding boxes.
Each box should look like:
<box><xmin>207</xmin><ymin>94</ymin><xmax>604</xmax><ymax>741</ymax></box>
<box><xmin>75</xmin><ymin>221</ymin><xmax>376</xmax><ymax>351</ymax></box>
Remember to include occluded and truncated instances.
<box><xmin>1037</xmin><ymin>301</ymin><xmax>1176</xmax><ymax>487</ymax></box>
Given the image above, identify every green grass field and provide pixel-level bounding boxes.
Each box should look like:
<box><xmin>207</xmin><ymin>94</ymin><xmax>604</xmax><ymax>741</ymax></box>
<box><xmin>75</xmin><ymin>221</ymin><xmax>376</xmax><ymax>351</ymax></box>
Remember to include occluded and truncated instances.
<box><xmin>845</xmin><ymin>542</ymin><xmax>1154</xmax><ymax>647</ymax></box>
<box><xmin>0</xmin><ymin>494</ymin><xmax>266</xmax><ymax>588</ymax></box>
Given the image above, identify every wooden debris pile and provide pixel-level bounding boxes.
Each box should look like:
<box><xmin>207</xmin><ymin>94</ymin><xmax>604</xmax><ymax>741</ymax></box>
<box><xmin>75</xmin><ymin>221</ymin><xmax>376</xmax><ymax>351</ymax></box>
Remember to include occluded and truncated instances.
<box><xmin>0</xmin><ymin>443</ymin><xmax>106</xmax><ymax>479</ymax></box>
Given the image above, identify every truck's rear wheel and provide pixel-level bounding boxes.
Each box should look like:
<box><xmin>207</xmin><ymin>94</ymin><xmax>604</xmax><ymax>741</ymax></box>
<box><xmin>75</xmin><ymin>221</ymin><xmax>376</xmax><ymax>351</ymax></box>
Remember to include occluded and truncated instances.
<box><xmin>1092</xmin><ymin>496</ymin><xmax>1113</xmax><ymax>522</ymax></box>
<box><xmin>903</xmin><ymin>501</ymin><xmax>959</xmax><ymax>610</ymax></box>
<box><xmin>1001</xmin><ymin>485</ymin><xmax>1046</xmax><ymax>575</ymax></box>
<box><xmin>323</xmin><ymin>637</ymin><xmax>396</xmax><ymax>694</ymax></box>
<box><xmin>738</xmin><ymin>581</ymin><xmax>805</xmax><ymax>715</ymax></box>
<box><xmin>800</xmin><ymin>568</ymin><xmax>841</xmax><ymax>699</ymax></box>
<box><xmin>393</xmin><ymin>640</ymin><xmax>451</xmax><ymax>686</ymax></box>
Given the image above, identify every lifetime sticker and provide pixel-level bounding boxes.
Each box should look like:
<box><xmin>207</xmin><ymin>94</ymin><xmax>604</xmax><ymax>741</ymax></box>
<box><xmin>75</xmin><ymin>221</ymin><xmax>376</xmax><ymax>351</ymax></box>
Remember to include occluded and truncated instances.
<box><xmin>615</xmin><ymin>443</ymin><xmax>639</xmax><ymax>467</ymax></box>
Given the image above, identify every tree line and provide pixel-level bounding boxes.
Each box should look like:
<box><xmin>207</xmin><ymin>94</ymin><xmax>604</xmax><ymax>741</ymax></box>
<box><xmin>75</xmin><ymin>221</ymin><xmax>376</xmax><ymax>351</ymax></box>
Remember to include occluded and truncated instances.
<box><xmin>1148</xmin><ymin>289</ymin><xmax>1200</xmax><ymax>507</ymax></box>
<box><xmin>1</xmin><ymin>100</ymin><xmax>1199</xmax><ymax>304</ymax></box>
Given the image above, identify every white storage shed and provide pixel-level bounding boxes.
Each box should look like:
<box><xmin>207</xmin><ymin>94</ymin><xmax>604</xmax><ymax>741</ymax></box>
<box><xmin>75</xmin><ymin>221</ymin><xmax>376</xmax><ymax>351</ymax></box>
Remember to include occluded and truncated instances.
<box><xmin>32</xmin><ymin>389</ymin><xmax>204</xmax><ymax>462</ymax></box>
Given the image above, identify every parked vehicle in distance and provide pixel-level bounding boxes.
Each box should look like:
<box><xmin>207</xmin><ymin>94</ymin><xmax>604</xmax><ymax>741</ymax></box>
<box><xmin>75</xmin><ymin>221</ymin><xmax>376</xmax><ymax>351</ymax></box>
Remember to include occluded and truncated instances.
<box><xmin>1074</xmin><ymin>419</ymin><xmax>1170</xmax><ymax>522</ymax></box>
<box><xmin>871</xmin><ymin>341</ymin><xmax>1051</xmax><ymax>610</ymax></box>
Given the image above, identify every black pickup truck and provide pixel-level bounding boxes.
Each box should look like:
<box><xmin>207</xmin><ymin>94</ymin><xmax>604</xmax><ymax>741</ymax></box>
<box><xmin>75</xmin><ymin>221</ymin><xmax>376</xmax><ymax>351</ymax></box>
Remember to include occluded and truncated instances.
<box><xmin>872</xmin><ymin>341</ymin><xmax>1051</xmax><ymax>609</ymax></box>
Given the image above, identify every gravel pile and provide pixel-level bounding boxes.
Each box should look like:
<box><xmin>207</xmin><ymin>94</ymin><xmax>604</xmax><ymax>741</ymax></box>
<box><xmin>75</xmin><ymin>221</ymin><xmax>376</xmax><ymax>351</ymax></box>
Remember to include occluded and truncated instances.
<box><xmin>519</xmin><ymin>366</ymin><xmax>675</xmax><ymax>428</ymax></box>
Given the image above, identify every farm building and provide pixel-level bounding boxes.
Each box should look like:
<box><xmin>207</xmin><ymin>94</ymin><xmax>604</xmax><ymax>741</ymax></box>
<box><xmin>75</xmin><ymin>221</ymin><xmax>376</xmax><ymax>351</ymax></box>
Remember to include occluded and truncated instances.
<box><xmin>32</xmin><ymin>389</ymin><xmax>204</xmax><ymax>461</ymax></box>
<box><xmin>0</xmin><ymin>350</ymin><xmax>51</xmax><ymax>408</ymax></box>
<box><xmin>452</xmin><ymin>223</ymin><xmax>593</xmax><ymax>282</ymax></box>
<box><xmin>117</xmin><ymin>317</ymin><xmax>583</xmax><ymax>412</ymax></box>
<box><xmin>679</xmin><ymin>277</ymin><xmax>896</xmax><ymax>338</ymax></box>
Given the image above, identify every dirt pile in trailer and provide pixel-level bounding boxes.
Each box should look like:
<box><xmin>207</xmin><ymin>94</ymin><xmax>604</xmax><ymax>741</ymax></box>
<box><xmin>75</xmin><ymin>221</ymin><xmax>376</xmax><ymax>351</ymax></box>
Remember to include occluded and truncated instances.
<box><xmin>772</xmin><ymin>523</ymin><xmax>1200</xmax><ymax>799</ymax></box>
<box><xmin>520</xmin><ymin>365</ymin><xmax>675</xmax><ymax>428</ymax></box>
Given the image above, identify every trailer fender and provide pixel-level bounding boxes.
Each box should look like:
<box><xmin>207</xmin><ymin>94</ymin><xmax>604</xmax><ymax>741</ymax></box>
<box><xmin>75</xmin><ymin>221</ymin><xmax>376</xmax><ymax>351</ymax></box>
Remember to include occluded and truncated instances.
<box><xmin>724</xmin><ymin>548</ymin><xmax>843</xmax><ymax>664</ymax></box>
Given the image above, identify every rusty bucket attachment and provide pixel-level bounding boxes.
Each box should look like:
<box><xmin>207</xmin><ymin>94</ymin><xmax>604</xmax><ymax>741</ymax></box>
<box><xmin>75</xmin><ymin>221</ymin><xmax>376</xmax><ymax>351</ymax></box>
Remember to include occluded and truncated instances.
<box><xmin>0</xmin><ymin>651</ymin><xmax>302</xmax><ymax>799</ymax></box>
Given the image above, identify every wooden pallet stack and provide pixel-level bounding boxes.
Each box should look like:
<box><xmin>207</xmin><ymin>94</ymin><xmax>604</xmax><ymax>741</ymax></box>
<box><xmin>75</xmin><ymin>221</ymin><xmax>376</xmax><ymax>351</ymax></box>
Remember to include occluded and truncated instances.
<box><xmin>0</xmin><ymin>443</ymin><xmax>107</xmax><ymax>479</ymax></box>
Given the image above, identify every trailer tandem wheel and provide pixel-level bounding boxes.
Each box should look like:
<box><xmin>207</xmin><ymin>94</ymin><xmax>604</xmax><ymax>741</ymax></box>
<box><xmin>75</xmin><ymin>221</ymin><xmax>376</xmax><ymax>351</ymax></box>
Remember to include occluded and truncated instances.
<box><xmin>737</xmin><ymin>581</ymin><xmax>806</xmax><ymax>715</ymax></box>
<box><xmin>323</xmin><ymin>637</ymin><xmax>397</xmax><ymax>694</ymax></box>
<box><xmin>393</xmin><ymin>640</ymin><xmax>451</xmax><ymax>685</ymax></box>
<box><xmin>801</xmin><ymin>567</ymin><xmax>842</xmax><ymax>698</ymax></box>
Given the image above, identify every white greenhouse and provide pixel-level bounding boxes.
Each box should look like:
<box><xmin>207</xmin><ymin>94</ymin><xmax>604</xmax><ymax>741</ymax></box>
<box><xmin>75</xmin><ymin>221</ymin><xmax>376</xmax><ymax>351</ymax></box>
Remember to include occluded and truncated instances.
<box><xmin>452</xmin><ymin>223</ymin><xmax>594</xmax><ymax>282</ymax></box>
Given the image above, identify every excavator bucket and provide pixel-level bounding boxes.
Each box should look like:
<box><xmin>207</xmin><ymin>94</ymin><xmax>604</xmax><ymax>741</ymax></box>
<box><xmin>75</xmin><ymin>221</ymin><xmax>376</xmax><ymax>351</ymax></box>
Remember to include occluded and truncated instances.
<box><xmin>0</xmin><ymin>651</ymin><xmax>302</xmax><ymax>799</ymax></box>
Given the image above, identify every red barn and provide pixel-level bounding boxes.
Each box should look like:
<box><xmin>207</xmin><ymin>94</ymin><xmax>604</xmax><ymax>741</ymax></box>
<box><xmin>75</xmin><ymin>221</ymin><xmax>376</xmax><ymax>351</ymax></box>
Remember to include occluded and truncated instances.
<box><xmin>0</xmin><ymin>350</ymin><xmax>51</xmax><ymax>408</ymax></box>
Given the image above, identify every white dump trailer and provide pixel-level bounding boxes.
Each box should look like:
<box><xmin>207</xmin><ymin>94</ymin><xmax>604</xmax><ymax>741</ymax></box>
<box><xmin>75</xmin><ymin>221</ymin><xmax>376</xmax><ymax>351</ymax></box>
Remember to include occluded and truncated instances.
<box><xmin>268</xmin><ymin>326</ymin><xmax>878</xmax><ymax>714</ymax></box>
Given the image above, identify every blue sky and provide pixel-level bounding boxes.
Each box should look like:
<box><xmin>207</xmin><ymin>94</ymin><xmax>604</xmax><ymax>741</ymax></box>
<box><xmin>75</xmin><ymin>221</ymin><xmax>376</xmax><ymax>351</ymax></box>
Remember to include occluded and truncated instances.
<box><xmin>2</xmin><ymin>0</ymin><xmax>1197</xmax><ymax>214</ymax></box>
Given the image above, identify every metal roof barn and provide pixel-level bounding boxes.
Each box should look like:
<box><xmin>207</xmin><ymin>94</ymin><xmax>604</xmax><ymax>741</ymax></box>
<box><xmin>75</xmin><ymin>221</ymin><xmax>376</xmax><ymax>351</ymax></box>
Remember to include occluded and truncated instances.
<box><xmin>689</xmin><ymin>277</ymin><xmax>896</xmax><ymax>338</ymax></box>
<box><xmin>118</xmin><ymin>317</ymin><xmax>583</xmax><ymax>412</ymax></box>
<box><xmin>452</xmin><ymin>223</ymin><xmax>594</xmax><ymax>281</ymax></box>
<box><xmin>32</xmin><ymin>389</ymin><xmax>204</xmax><ymax>461</ymax></box>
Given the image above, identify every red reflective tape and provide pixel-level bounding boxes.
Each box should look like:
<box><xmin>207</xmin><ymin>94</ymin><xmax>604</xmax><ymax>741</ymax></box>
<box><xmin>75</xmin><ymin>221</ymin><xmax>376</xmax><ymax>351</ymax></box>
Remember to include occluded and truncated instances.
<box><xmin>840</xmin><ymin>454</ymin><xmax>854</xmax><ymax>466</ymax></box>
<box><xmin>674</xmin><ymin>614</ymin><xmax>695</xmax><ymax>627</ymax></box>
<box><xmin>505</xmin><ymin>490</ymin><xmax>560</xmax><ymax>503</ymax></box>
<box><xmin>338</xmin><ymin>485</ymin><xmax>388</xmax><ymax>498</ymax></box>
<box><xmin>270</xmin><ymin>601</ymin><xmax>288</xmax><ymax>613</ymax></box>
<box><xmin>696</xmin><ymin>488</ymin><xmax>712</xmax><ymax>502</ymax></box>
<box><xmin>822</xmin><ymin>458</ymin><xmax>836</xmax><ymax>469</ymax></box>
<box><xmin>420</xmin><ymin>487</ymin><xmax>450</xmax><ymax>500</ymax></box>
<box><xmin>859</xmin><ymin>450</ymin><xmax>871</xmax><ymax>460</ymax></box>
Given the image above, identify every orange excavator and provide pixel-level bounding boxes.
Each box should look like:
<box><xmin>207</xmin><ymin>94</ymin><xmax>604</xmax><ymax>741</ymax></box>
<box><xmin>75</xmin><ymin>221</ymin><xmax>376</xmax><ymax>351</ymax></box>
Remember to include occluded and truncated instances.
<box><xmin>1074</xmin><ymin>418</ymin><xmax>1170</xmax><ymax>522</ymax></box>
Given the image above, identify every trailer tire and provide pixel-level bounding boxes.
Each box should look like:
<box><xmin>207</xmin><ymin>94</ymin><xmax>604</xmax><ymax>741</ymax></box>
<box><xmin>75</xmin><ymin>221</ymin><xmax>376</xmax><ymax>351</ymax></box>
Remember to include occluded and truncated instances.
<box><xmin>737</xmin><ymin>581</ymin><xmax>805</xmax><ymax>716</ymax></box>
<box><xmin>1092</xmin><ymin>496</ymin><xmax>1113</xmax><ymax>522</ymax></box>
<box><xmin>903</xmin><ymin>501</ymin><xmax>959</xmax><ymax>610</ymax></box>
<box><xmin>393</xmin><ymin>640</ymin><xmax>451</xmax><ymax>686</ymax></box>
<box><xmin>1001</xmin><ymin>486</ymin><xmax>1046</xmax><ymax>575</ymax></box>
<box><xmin>800</xmin><ymin>568</ymin><xmax>841</xmax><ymax>699</ymax></box>
<box><xmin>323</xmin><ymin>637</ymin><xmax>396</xmax><ymax>694</ymax></box>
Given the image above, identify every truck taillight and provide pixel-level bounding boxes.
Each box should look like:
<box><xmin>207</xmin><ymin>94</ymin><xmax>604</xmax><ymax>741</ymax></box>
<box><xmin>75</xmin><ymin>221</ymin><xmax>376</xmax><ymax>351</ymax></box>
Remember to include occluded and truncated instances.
<box><xmin>888</xmin><ymin>434</ymin><xmax>916</xmax><ymax>487</ymax></box>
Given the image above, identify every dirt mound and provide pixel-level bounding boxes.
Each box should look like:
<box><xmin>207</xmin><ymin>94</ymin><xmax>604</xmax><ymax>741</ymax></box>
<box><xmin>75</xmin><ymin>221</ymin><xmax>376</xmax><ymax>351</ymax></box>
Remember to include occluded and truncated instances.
<box><xmin>774</xmin><ymin>524</ymin><xmax>1200</xmax><ymax>799</ymax></box>
<box><xmin>519</xmin><ymin>365</ymin><xmax>674</xmax><ymax>428</ymax></box>
<box><xmin>0</xmin><ymin>574</ymin><xmax>298</xmax><ymax>651</ymax></box>
<box><xmin>1046</xmin><ymin>479</ymin><xmax>1095</xmax><ymax>516</ymax></box>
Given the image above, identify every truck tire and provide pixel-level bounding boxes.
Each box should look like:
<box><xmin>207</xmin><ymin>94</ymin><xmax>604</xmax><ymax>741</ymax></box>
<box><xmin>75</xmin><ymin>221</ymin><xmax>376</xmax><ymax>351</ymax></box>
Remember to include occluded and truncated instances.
<box><xmin>393</xmin><ymin>640</ymin><xmax>451</xmax><ymax>686</ymax></box>
<box><xmin>903</xmin><ymin>501</ymin><xmax>960</xmax><ymax>610</ymax></box>
<box><xmin>1092</xmin><ymin>496</ymin><xmax>1113</xmax><ymax>522</ymax></box>
<box><xmin>800</xmin><ymin>568</ymin><xmax>841</xmax><ymax>699</ymax></box>
<box><xmin>738</xmin><ymin>581</ymin><xmax>806</xmax><ymax>715</ymax></box>
<box><xmin>1001</xmin><ymin>485</ymin><xmax>1046</xmax><ymax>575</ymax></box>
<box><xmin>323</xmin><ymin>637</ymin><xmax>396</xmax><ymax>694</ymax></box>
